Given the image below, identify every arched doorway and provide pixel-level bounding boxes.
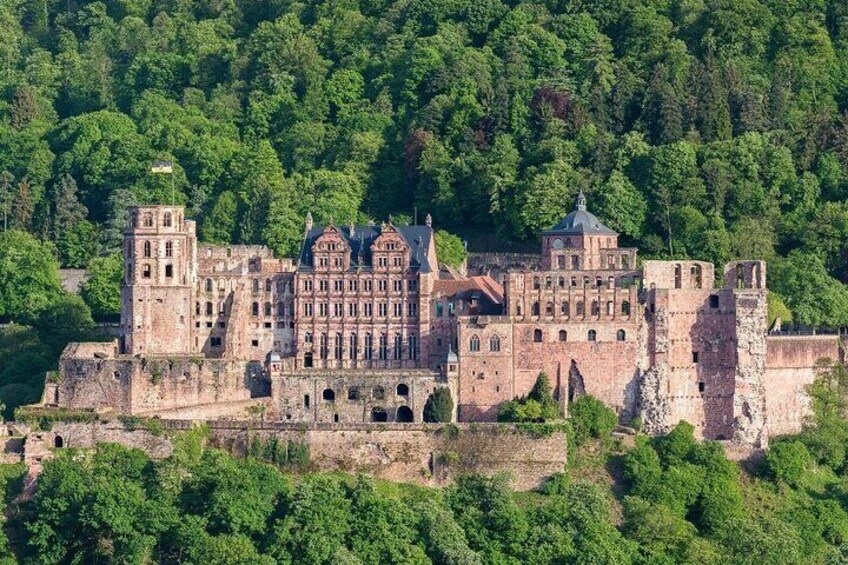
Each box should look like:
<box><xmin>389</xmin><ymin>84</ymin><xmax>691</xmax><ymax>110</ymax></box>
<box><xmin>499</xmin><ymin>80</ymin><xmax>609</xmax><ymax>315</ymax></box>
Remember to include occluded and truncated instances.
<box><xmin>396</xmin><ymin>406</ymin><xmax>413</xmax><ymax>423</ymax></box>
<box><xmin>54</xmin><ymin>435</ymin><xmax>64</xmax><ymax>448</ymax></box>
<box><xmin>371</xmin><ymin>407</ymin><xmax>388</xmax><ymax>422</ymax></box>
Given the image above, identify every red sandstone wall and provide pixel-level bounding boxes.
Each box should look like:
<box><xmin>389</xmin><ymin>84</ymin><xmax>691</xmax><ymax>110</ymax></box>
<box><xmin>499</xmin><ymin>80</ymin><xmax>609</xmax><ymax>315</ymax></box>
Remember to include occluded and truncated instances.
<box><xmin>764</xmin><ymin>336</ymin><xmax>841</xmax><ymax>437</ymax></box>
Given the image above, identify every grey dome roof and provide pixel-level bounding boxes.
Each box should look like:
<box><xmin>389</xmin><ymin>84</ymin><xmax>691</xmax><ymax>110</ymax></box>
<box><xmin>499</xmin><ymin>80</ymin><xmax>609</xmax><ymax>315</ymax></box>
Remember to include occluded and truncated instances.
<box><xmin>544</xmin><ymin>191</ymin><xmax>617</xmax><ymax>236</ymax></box>
<box><xmin>445</xmin><ymin>346</ymin><xmax>458</xmax><ymax>363</ymax></box>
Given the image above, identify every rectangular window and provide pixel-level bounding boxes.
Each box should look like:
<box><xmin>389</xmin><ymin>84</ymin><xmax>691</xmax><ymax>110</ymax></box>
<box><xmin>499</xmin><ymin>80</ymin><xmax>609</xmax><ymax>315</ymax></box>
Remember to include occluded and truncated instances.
<box><xmin>318</xmin><ymin>303</ymin><xmax>328</xmax><ymax>317</ymax></box>
<box><xmin>319</xmin><ymin>280</ymin><xmax>328</xmax><ymax>292</ymax></box>
<box><xmin>349</xmin><ymin>279</ymin><xmax>358</xmax><ymax>291</ymax></box>
<box><xmin>393</xmin><ymin>280</ymin><xmax>402</xmax><ymax>292</ymax></box>
<box><xmin>378</xmin><ymin>303</ymin><xmax>387</xmax><ymax>317</ymax></box>
<box><xmin>393</xmin><ymin>256</ymin><xmax>402</xmax><ymax>267</ymax></box>
<box><xmin>334</xmin><ymin>303</ymin><xmax>343</xmax><ymax>317</ymax></box>
<box><xmin>165</xmin><ymin>264</ymin><xmax>173</xmax><ymax>278</ymax></box>
<box><xmin>393</xmin><ymin>334</ymin><xmax>402</xmax><ymax>360</ymax></box>
<box><xmin>408</xmin><ymin>302</ymin><xmax>418</xmax><ymax>317</ymax></box>
<box><xmin>304</xmin><ymin>303</ymin><xmax>313</xmax><ymax>317</ymax></box>
<box><xmin>334</xmin><ymin>280</ymin><xmax>343</xmax><ymax>292</ymax></box>
<box><xmin>408</xmin><ymin>335</ymin><xmax>419</xmax><ymax>360</ymax></box>
<box><xmin>364</xmin><ymin>280</ymin><xmax>373</xmax><ymax>292</ymax></box>
<box><xmin>378</xmin><ymin>257</ymin><xmax>387</xmax><ymax>267</ymax></box>
<box><xmin>211</xmin><ymin>337</ymin><xmax>222</xmax><ymax>347</ymax></box>
<box><xmin>379</xmin><ymin>334</ymin><xmax>388</xmax><ymax>360</ymax></box>
<box><xmin>364</xmin><ymin>334</ymin><xmax>373</xmax><ymax>360</ymax></box>
<box><xmin>349</xmin><ymin>334</ymin><xmax>358</xmax><ymax>359</ymax></box>
<box><xmin>692</xmin><ymin>351</ymin><xmax>699</xmax><ymax>363</ymax></box>
<box><xmin>364</xmin><ymin>303</ymin><xmax>373</xmax><ymax>316</ymax></box>
<box><xmin>303</xmin><ymin>279</ymin><xmax>312</xmax><ymax>292</ymax></box>
<box><xmin>393</xmin><ymin>303</ymin><xmax>402</xmax><ymax>317</ymax></box>
<box><xmin>165</xmin><ymin>241</ymin><xmax>173</xmax><ymax>257</ymax></box>
<box><xmin>334</xmin><ymin>334</ymin><xmax>343</xmax><ymax>359</ymax></box>
<box><xmin>379</xmin><ymin>280</ymin><xmax>387</xmax><ymax>292</ymax></box>
<box><xmin>436</xmin><ymin>303</ymin><xmax>443</xmax><ymax>318</ymax></box>
<box><xmin>408</xmin><ymin>279</ymin><xmax>418</xmax><ymax>292</ymax></box>
<box><xmin>319</xmin><ymin>334</ymin><xmax>328</xmax><ymax>359</ymax></box>
<box><xmin>348</xmin><ymin>303</ymin><xmax>358</xmax><ymax>317</ymax></box>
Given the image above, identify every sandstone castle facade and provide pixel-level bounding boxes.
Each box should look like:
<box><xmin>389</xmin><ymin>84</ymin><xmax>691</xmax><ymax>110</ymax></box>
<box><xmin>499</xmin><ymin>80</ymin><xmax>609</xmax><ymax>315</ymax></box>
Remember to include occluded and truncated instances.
<box><xmin>44</xmin><ymin>195</ymin><xmax>841</xmax><ymax>447</ymax></box>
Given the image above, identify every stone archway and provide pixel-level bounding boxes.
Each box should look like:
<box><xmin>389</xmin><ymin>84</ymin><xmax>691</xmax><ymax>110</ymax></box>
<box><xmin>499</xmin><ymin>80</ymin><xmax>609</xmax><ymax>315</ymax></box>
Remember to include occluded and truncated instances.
<box><xmin>396</xmin><ymin>406</ymin><xmax>413</xmax><ymax>423</ymax></box>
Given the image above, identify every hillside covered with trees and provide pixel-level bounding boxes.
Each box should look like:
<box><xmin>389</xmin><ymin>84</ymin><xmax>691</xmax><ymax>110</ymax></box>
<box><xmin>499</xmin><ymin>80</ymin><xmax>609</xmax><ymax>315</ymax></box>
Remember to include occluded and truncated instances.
<box><xmin>1</xmin><ymin>0</ymin><xmax>848</xmax><ymax>326</ymax></box>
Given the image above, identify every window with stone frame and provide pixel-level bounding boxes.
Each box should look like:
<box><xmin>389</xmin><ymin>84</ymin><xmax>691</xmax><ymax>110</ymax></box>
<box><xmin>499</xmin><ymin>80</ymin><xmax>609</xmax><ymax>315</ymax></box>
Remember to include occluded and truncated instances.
<box><xmin>470</xmin><ymin>335</ymin><xmax>480</xmax><ymax>352</ymax></box>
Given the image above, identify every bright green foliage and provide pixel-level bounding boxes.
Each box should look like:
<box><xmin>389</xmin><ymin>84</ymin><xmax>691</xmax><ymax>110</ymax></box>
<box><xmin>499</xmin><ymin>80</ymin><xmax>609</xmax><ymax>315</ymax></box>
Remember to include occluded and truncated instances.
<box><xmin>423</xmin><ymin>387</ymin><xmax>454</xmax><ymax>423</ymax></box>
<box><xmin>0</xmin><ymin>230</ymin><xmax>62</xmax><ymax>319</ymax></box>
<box><xmin>766</xmin><ymin>440</ymin><xmax>812</xmax><ymax>486</ymax></box>
<box><xmin>80</xmin><ymin>253</ymin><xmax>123</xmax><ymax>316</ymax></box>
<box><xmin>569</xmin><ymin>394</ymin><xmax>617</xmax><ymax>445</ymax></box>
<box><xmin>434</xmin><ymin>230</ymin><xmax>467</xmax><ymax>268</ymax></box>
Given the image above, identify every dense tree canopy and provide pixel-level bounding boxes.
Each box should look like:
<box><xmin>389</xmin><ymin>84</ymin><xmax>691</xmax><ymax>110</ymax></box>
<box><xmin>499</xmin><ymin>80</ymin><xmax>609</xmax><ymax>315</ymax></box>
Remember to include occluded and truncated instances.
<box><xmin>0</xmin><ymin>0</ymin><xmax>847</xmax><ymax>323</ymax></box>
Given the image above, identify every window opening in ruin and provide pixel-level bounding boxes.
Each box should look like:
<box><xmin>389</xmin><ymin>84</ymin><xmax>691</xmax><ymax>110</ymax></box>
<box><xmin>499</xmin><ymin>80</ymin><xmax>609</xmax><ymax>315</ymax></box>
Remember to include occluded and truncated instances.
<box><xmin>205</xmin><ymin>278</ymin><xmax>213</xmax><ymax>292</ymax></box>
<box><xmin>371</xmin><ymin>408</ymin><xmax>388</xmax><ymax>422</ymax></box>
<box><xmin>568</xmin><ymin>361</ymin><xmax>586</xmax><ymax>402</ymax></box>
<box><xmin>674</xmin><ymin>264</ymin><xmax>682</xmax><ymax>289</ymax></box>
<box><xmin>617</xmin><ymin>330</ymin><xmax>626</xmax><ymax>342</ymax></box>
<box><xmin>691</xmin><ymin>265</ymin><xmax>703</xmax><ymax>288</ymax></box>
<box><xmin>532</xmin><ymin>302</ymin><xmax>540</xmax><ymax>316</ymax></box>
<box><xmin>397</xmin><ymin>406</ymin><xmax>414</xmax><ymax>423</ymax></box>
<box><xmin>546</xmin><ymin>302</ymin><xmax>554</xmax><ymax>316</ymax></box>
<box><xmin>562</xmin><ymin>301</ymin><xmax>570</xmax><ymax>316</ymax></box>
<box><xmin>165</xmin><ymin>264</ymin><xmax>173</xmax><ymax>278</ymax></box>
<box><xmin>533</xmin><ymin>329</ymin><xmax>543</xmax><ymax>342</ymax></box>
<box><xmin>591</xmin><ymin>301</ymin><xmax>600</xmax><ymax>316</ymax></box>
<box><xmin>323</xmin><ymin>388</ymin><xmax>335</xmax><ymax>402</ymax></box>
<box><xmin>736</xmin><ymin>264</ymin><xmax>745</xmax><ymax>289</ymax></box>
<box><xmin>142</xmin><ymin>264</ymin><xmax>151</xmax><ymax>278</ymax></box>
<box><xmin>571</xmin><ymin>255</ymin><xmax>579</xmax><ymax>269</ymax></box>
<box><xmin>143</xmin><ymin>214</ymin><xmax>153</xmax><ymax>227</ymax></box>
<box><xmin>622</xmin><ymin>301</ymin><xmax>631</xmax><ymax>316</ymax></box>
<box><xmin>559</xmin><ymin>330</ymin><xmax>567</xmax><ymax>342</ymax></box>
<box><xmin>397</xmin><ymin>383</ymin><xmax>409</xmax><ymax>396</ymax></box>
<box><xmin>698</xmin><ymin>382</ymin><xmax>705</xmax><ymax>393</ymax></box>
<box><xmin>252</xmin><ymin>340</ymin><xmax>259</xmax><ymax>347</ymax></box>
<box><xmin>588</xmin><ymin>330</ymin><xmax>597</xmax><ymax>342</ymax></box>
<box><xmin>533</xmin><ymin>276</ymin><xmax>540</xmax><ymax>290</ymax></box>
<box><xmin>54</xmin><ymin>435</ymin><xmax>64</xmax><ymax>448</ymax></box>
<box><xmin>334</xmin><ymin>414</ymin><xmax>339</xmax><ymax>422</ymax></box>
<box><xmin>606</xmin><ymin>301</ymin><xmax>614</xmax><ymax>316</ymax></box>
<box><xmin>304</xmin><ymin>353</ymin><xmax>313</xmax><ymax>368</ymax></box>
<box><xmin>709</xmin><ymin>295</ymin><xmax>720</xmax><ymax>308</ymax></box>
<box><xmin>251</xmin><ymin>302</ymin><xmax>259</xmax><ymax>316</ymax></box>
<box><xmin>692</xmin><ymin>351</ymin><xmax>699</xmax><ymax>363</ymax></box>
<box><xmin>205</xmin><ymin>302</ymin><xmax>213</xmax><ymax>316</ymax></box>
<box><xmin>165</xmin><ymin>241</ymin><xmax>173</xmax><ymax>257</ymax></box>
<box><xmin>304</xmin><ymin>394</ymin><xmax>310</xmax><ymax>408</ymax></box>
<box><xmin>348</xmin><ymin>387</ymin><xmax>361</xmax><ymax>401</ymax></box>
<box><xmin>143</xmin><ymin>241</ymin><xmax>151</xmax><ymax>257</ymax></box>
<box><xmin>373</xmin><ymin>386</ymin><xmax>385</xmax><ymax>400</ymax></box>
<box><xmin>163</xmin><ymin>212</ymin><xmax>172</xmax><ymax>227</ymax></box>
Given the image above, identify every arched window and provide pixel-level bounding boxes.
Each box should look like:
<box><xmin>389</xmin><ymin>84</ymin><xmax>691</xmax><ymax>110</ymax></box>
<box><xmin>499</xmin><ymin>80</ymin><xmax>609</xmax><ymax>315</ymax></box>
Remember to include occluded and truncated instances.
<box><xmin>470</xmin><ymin>335</ymin><xmax>480</xmax><ymax>352</ymax></box>
<box><xmin>559</xmin><ymin>330</ymin><xmax>567</xmax><ymax>342</ymax></box>
<box><xmin>304</xmin><ymin>332</ymin><xmax>313</xmax><ymax>343</ymax></box>
<box><xmin>251</xmin><ymin>302</ymin><xmax>259</xmax><ymax>316</ymax></box>
<box><xmin>371</xmin><ymin>407</ymin><xmax>388</xmax><ymax>422</ymax></box>
<box><xmin>588</xmin><ymin>330</ymin><xmax>597</xmax><ymax>342</ymax></box>
<box><xmin>606</xmin><ymin>301</ymin><xmax>614</xmax><ymax>316</ymax></box>
<box><xmin>252</xmin><ymin>278</ymin><xmax>260</xmax><ymax>292</ymax></box>
<box><xmin>163</xmin><ymin>212</ymin><xmax>172</xmax><ymax>227</ymax></box>
<box><xmin>576</xmin><ymin>301</ymin><xmax>585</xmax><ymax>316</ymax></box>
<box><xmin>489</xmin><ymin>335</ymin><xmax>501</xmax><ymax>352</ymax></box>
<box><xmin>205</xmin><ymin>278</ymin><xmax>213</xmax><ymax>292</ymax></box>
<box><xmin>322</xmin><ymin>388</ymin><xmax>335</xmax><ymax>402</ymax></box>
<box><xmin>264</xmin><ymin>302</ymin><xmax>272</xmax><ymax>316</ymax></box>
<box><xmin>143</xmin><ymin>214</ymin><xmax>153</xmax><ymax>227</ymax></box>
<box><xmin>218</xmin><ymin>278</ymin><xmax>226</xmax><ymax>290</ymax></box>
<box><xmin>736</xmin><ymin>264</ymin><xmax>745</xmax><ymax>289</ymax></box>
<box><xmin>546</xmin><ymin>302</ymin><xmax>554</xmax><ymax>315</ymax></box>
<box><xmin>277</xmin><ymin>302</ymin><xmax>285</xmax><ymax>316</ymax></box>
<box><xmin>591</xmin><ymin>301</ymin><xmax>600</xmax><ymax>316</ymax></box>
<box><xmin>561</xmin><ymin>301</ymin><xmax>570</xmax><ymax>316</ymax></box>
<box><xmin>674</xmin><ymin>264</ymin><xmax>682</xmax><ymax>289</ymax></box>
<box><xmin>617</xmin><ymin>329</ymin><xmax>626</xmax><ymax>342</ymax></box>
<box><xmin>373</xmin><ymin>386</ymin><xmax>384</xmax><ymax>399</ymax></box>
<box><xmin>532</xmin><ymin>302</ymin><xmax>540</xmax><ymax>316</ymax></box>
<box><xmin>533</xmin><ymin>329</ymin><xmax>543</xmax><ymax>343</ymax></box>
<box><xmin>396</xmin><ymin>406</ymin><xmax>413</xmax><ymax>422</ymax></box>
<box><xmin>205</xmin><ymin>302</ymin><xmax>213</xmax><ymax>316</ymax></box>
<box><xmin>143</xmin><ymin>241</ymin><xmax>151</xmax><ymax>258</ymax></box>
<box><xmin>54</xmin><ymin>435</ymin><xmax>64</xmax><ymax>448</ymax></box>
<box><xmin>195</xmin><ymin>302</ymin><xmax>201</xmax><ymax>315</ymax></box>
<box><xmin>397</xmin><ymin>383</ymin><xmax>409</xmax><ymax>396</ymax></box>
<box><xmin>622</xmin><ymin>301</ymin><xmax>631</xmax><ymax>316</ymax></box>
<box><xmin>691</xmin><ymin>265</ymin><xmax>702</xmax><ymax>289</ymax></box>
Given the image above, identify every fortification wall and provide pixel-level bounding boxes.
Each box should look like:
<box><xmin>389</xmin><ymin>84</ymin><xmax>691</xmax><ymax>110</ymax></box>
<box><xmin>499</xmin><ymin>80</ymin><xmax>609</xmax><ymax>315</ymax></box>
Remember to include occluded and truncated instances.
<box><xmin>54</xmin><ymin>345</ymin><xmax>265</xmax><ymax>415</ymax></box>
<box><xmin>35</xmin><ymin>421</ymin><xmax>567</xmax><ymax>491</ymax></box>
<box><xmin>763</xmin><ymin>336</ymin><xmax>841</xmax><ymax>437</ymax></box>
<box><xmin>466</xmin><ymin>253</ymin><xmax>541</xmax><ymax>279</ymax></box>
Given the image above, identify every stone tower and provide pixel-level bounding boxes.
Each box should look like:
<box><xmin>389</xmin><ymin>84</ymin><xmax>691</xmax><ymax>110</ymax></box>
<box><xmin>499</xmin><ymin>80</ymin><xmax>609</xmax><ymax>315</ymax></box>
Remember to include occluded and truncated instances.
<box><xmin>120</xmin><ymin>206</ymin><xmax>196</xmax><ymax>355</ymax></box>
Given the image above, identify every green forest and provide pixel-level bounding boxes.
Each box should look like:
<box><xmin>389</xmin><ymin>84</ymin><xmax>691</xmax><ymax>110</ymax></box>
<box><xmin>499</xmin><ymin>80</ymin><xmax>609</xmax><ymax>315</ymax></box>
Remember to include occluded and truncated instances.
<box><xmin>0</xmin><ymin>0</ymin><xmax>848</xmax><ymax>326</ymax></box>
<box><xmin>0</xmin><ymin>365</ymin><xmax>847</xmax><ymax>564</ymax></box>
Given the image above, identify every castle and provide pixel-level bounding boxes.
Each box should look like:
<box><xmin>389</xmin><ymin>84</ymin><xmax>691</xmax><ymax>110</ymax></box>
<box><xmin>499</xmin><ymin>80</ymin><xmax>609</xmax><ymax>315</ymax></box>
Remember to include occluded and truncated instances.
<box><xmin>43</xmin><ymin>194</ymin><xmax>841</xmax><ymax>447</ymax></box>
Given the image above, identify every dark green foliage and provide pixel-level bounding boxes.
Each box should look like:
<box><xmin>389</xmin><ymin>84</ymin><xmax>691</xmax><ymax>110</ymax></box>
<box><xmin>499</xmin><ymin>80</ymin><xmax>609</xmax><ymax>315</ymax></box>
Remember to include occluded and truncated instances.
<box><xmin>423</xmin><ymin>387</ymin><xmax>454</xmax><ymax>423</ymax></box>
<box><xmin>766</xmin><ymin>440</ymin><xmax>812</xmax><ymax>486</ymax></box>
<box><xmin>80</xmin><ymin>253</ymin><xmax>123</xmax><ymax>316</ymax></box>
<box><xmin>498</xmin><ymin>372</ymin><xmax>562</xmax><ymax>423</ymax></box>
<box><xmin>568</xmin><ymin>394</ymin><xmax>617</xmax><ymax>445</ymax></box>
<box><xmin>434</xmin><ymin>230</ymin><xmax>467</xmax><ymax>269</ymax></box>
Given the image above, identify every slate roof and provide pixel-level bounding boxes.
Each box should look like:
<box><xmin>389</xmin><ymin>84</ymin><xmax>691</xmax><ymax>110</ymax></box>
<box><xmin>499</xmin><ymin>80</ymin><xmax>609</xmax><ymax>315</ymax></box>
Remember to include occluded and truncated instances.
<box><xmin>298</xmin><ymin>224</ymin><xmax>435</xmax><ymax>273</ymax></box>
<box><xmin>544</xmin><ymin>191</ymin><xmax>617</xmax><ymax>236</ymax></box>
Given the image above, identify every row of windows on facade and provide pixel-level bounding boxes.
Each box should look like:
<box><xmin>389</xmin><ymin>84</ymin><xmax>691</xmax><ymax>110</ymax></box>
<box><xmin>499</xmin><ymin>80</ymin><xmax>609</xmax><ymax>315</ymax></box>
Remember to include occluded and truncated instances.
<box><xmin>133</xmin><ymin>240</ymin><xmax>175</xmax><ymax>258</ymax></box>
<box><xmin>130</xmin><ymin>263</ymin><xmax>174</xmax><ymax>279</ymax></box>
<box><xmin>132</xmin><ymin>211</ymin><xmax>176</xmax><ymax>228</ymax></box>
<box><xmin>196</xmin><ymin>301</ymin><xmax>293</xmax><ymax>317</ymax></box>
<box><xmin>532</xmin><ymin>274</ymin><xmax>639</xmax><ymax>290</ymax></box>
<box><xmin>314</xmin><ymin>254</ymin><xmax>406</xmax><ymax>268</ymax></box>
<box><xmin>521</xmin><ymin>300</ymin><xmax>631</xmax><ymax>317</ymax></box>
<box><xmin>302</xmin><ymin>278</ymin><xmax>418</xmax><ymax>293</ymax></box>
<box><xmin>551</xmin><ymin>253</ymin><xmax>631</xmax><ymax>270</ymax></box>
<box><xmin>319</xmin><ymin>383</ymin><xmax>410</xmax><ymax>402</ymax></box>
<box><xmin>302</xmin><ymin>301</ymin><xmax>419</xmax><ymax>318</ymax></box>
<box><xmin>304</xmin><ymin>333</ymin><xmax>420</xmax><ymax>361</ymax></box>
<box><xmin>673</xmin><ymin>264</ymin><xmax>705</xmax><ymax>289</ymax></box>
<box><xmin>466</xmin><ymin>329</ymin><xmax>626</xmax><ymax>350</ymax></box>
<box><xmin>201</xmin><ymin>278</ymin><xmax>293</xmax><ymax>294</ymax></box>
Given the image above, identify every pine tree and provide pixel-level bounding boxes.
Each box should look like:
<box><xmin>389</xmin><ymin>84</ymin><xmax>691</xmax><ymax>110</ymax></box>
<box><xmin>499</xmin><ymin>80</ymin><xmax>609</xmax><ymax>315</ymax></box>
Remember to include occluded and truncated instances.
<box><xmin>0</xmin><ymin>172</ymin><xmax>13</xmax><ymax>233</ymax></box>
<box><xmin>11</xmin><ymin>179</ymin><xmax>34</xmax><ymax>232</ymax></box>
<box><xmin>423</xmin><ymin>388</ymin><xmax>454</xmax><ymax>423</ymax></box>
<box><xmin>51</xmin><ymin>174</ymin><xmax>88</xmax><ymax>238</ymax></box>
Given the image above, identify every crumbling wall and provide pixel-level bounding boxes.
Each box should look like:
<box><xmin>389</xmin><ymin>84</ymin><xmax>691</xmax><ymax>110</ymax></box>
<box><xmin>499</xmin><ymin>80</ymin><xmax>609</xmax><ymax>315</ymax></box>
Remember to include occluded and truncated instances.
<box><xmin>732</xmin><ymin>291</ymin><xmax>768</xmax><ymax>447</ymax></box>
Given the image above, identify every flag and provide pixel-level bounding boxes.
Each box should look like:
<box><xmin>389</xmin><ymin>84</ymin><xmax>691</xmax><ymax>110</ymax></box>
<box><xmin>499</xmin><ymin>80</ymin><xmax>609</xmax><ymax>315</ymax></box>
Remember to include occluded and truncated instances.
<box><xmin>151</xmin><ymin>160</ymin><xmax>174</xmax><ymax>174</ymax></box>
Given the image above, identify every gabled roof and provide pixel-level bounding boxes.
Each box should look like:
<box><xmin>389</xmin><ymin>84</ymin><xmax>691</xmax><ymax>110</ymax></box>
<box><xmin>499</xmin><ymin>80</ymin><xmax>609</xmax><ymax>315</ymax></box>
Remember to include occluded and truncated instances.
<box><xmin>434</xmin><ymin>276</ymin><xmax>504</xmax><ymax>306</ymax></box>
<box><xmin>298</xmin><ymin>224</ymin><xmax>434</xmax><ymax>273</ymax></box>
<box><xmin>544</xmin><ymin>191</ymin><xmax>617</xmax><ymax>236</ymax></box>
